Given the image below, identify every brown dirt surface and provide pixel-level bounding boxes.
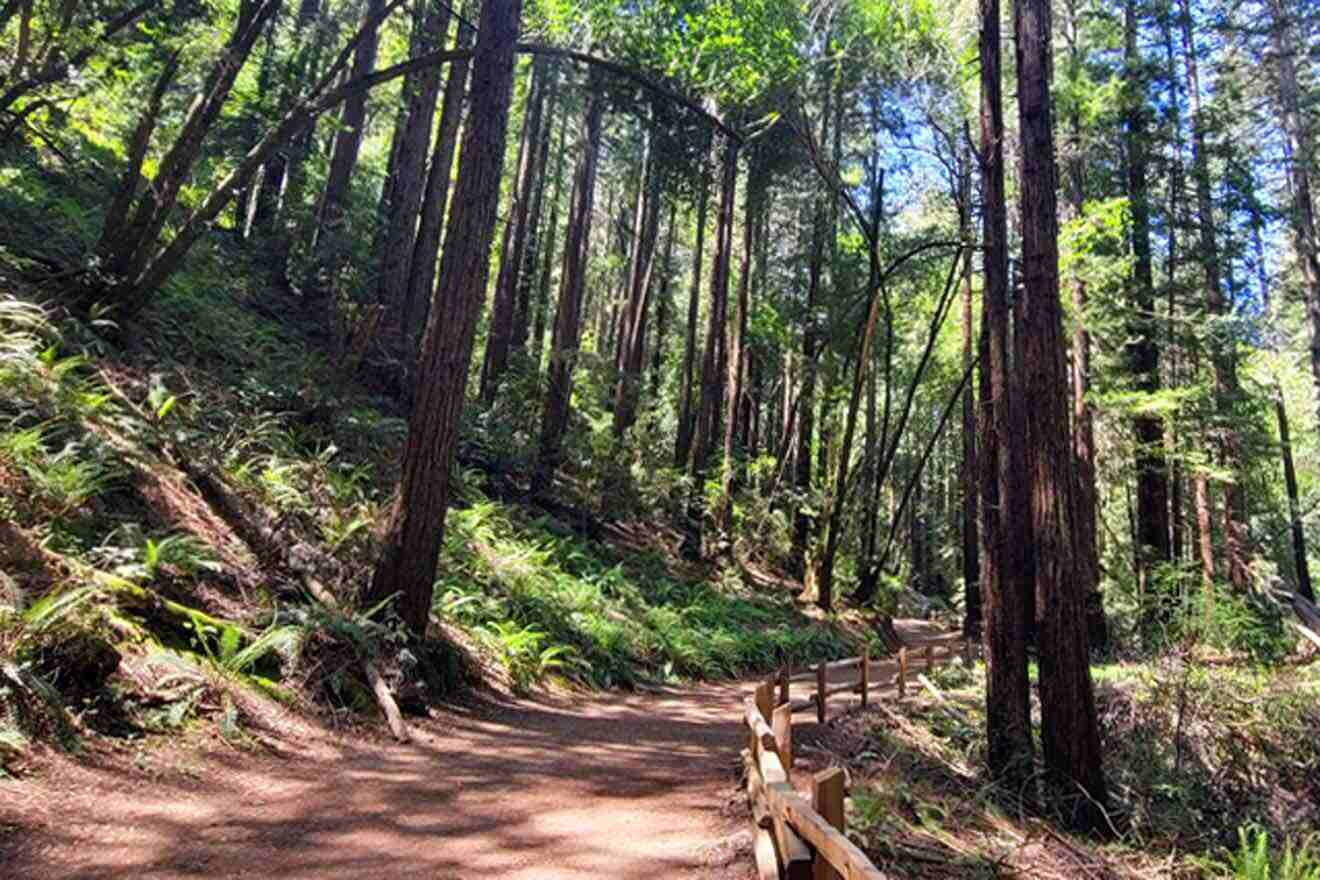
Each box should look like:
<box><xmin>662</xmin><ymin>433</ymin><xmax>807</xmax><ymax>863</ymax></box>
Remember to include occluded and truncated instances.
<box><xmin>1</xmin><ymin>620</ymin><xmax>960</xmax><ymax>879</ymax></box>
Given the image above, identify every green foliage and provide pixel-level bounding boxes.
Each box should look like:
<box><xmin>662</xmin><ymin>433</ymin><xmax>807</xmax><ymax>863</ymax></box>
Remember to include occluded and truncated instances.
<box><xmin>1209</xmin><ymin>827</ymin><xmax>1320</xmax><ymax>880</ymax></box>
<box><xmin>435</xmin><ymin>498</ymin><xmax>853</xmax><ymax>688</ymax></box>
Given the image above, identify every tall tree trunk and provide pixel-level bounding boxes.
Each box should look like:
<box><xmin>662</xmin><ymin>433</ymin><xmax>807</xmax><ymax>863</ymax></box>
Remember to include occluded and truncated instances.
<box><xmin>531</xmin><ymin>106</ymin><xmax>568</xmax><ymax>367</ymax></box>
<box><xmin>534</xmin><ymin>71</ymin><xmax>606</xmax><ymax>493</ymax></box>
<box><xmin>251</xmin><ymin>0</ymin><xmax>325</xmax><ymax>275</ymax></box>
<box><xmin>1266</xmin><ymin>0</ymin><xmax>1320</xmax><ymax>434</ymax></box>
<box><xmin>309</xmin><ymin>0</ymin><xmax>385</xmax><ymax>303</ymax></box>
<box><xmin>613</xmin><ymin>114</ymin><xmax>664</xmax><ymax>435</ymax></box>
<box><xmin>651</xmin><ymin>201</ymin><xmax>678</xmax><ymax>399</ymax></box>
<box><xmin>512</xmin><ymin>60</ymin><xmax>560</xmax><ymax>355</ymax></box>
<box><xmin>404</xmin><ymin>11</ymin><xmax>474</xmax><ymax>359</ymax></box>
<box><xmin>375</xmin><ymin>0</ymin><xmax>451</xmax><ymax>346</ymax></box>
<box><xmin>1275</xmin><ymin>384</ymin><xmax>1315</xmax><ymax>601</ymax></box>
<box><xmin>979</xmin><ymin>0</ymin><xmax>1035</xmax><ymax>796</ymax></box>
<box><xmin>1071</xmin><ymin>255</ymin><xmax>1106</xmax><ymax>650</ymax></box>
<box><xmin>1126</xmin><ymin>0</ymin><xmax>1172</xmax><ymax>625</ymax></box>
<box><xmin>364</xmin><ymin>0</ymin><xmax>521</xmax><ymax>636</ymax></box>
<box><xmin>1179</xmin><ymin>0</ymin><xmax>1248</xmax><ymax>591</ymax></box>
<box><xmin>683</xmin><ymin>139</ymin><xmax>738</xmax><ymax>558</ymax></box>
<box><xmin>482</xmin><ymin>56</ymin><xmax>550</xmax><ymax>401</ymax></box>
<box><xmin>791</xmin><ymin>80</ymin><xmax>832</xmax><ymax>581</ymax></box>
<box><xmin>675</xmin><ymin>165</ymin><xmax>711</xmax><ymax>467</ymax></box>
<box><xmin>718</xmin><ymin>170</ymin><xmax>762</xmax><ymax>533</ymax></box>
<box><xmin>960</xmin><ymin>179</ymin><xmax>981</xmax><ymax>637</ymax></box>
<box><xmin>1015</xmin><ymin>0</ymin><xmax>1108</xmax><ymax>830</ymax></box>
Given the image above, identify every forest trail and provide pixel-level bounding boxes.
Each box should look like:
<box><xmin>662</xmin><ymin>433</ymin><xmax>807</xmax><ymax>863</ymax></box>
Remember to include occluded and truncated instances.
<box><xmin>2</xmin><ymin>620</ymin><xmax>955</xmax><ymax>880</ymax></box>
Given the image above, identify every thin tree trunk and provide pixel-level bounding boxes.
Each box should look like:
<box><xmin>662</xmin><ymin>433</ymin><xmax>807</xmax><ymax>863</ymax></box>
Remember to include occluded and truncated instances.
<box><xmin>482</xmin><ymin>55</ymin><xmax>549</xmax><ymax>401</ymax></box>
<box><xmin>309</xmin><ymin>0</ymin><xmax>385</xmax><ymax>302</ymax></box>
<box><xmin>375</xmin><ymin>0</ymin><xmax>450</xmax><ymax>344</ymax></box>
<box><xmin>651</xmin><ymin>201</ymin><xmax>678</xmax><ymax>399</ymax></box>
<box><xmin>1266</xmin><ymin>0</ymin><xmax>1320</xmax><ymax>435</ymax></box>
<box><xmin>512</xmin><ymin>60</ymin><xmax>560</xmax><ymax>355</ymax></box>
<box><xmin>960</xmin><ymin>188</ymin><xmax>981</xmax><ymax>637</ymax></box>
<box><xmin>99</xmin><ymin>0</ymin><xmax>283</xmax><ymax>287</ymax></box>
<box><xmin>675</xmin><ymin>166</ymin><xmax>711</xmax><ymax>468</ymax></box>
<box><xmin>718</xmin><ymin>171</ymin><xmax>762</xmax><ymax>532</ymax></box>
<box><xmin>531</xmin><ymin>106</ymin><xmax>568</xmax><ymax>367</ymax></box>
<box><xmin>683</xmin><ymin>139</ymin><xmax>738</xmax><ymax>558</ymax></box>
<box><xmin>1179</xmin><ymin>0</ymin><xmax>1249</xmax><ymax>591</ymax></box>
<box><xmin>404</xmin><ymin>10</ymin><xmax>474</xmax><ymax>359</ymax></box>
<box><xmin>791</xmin><ymin>79</ymin><xmax>831</xmax><ymax>580</ymax></box>
<box><xmin>613</xmin><ymin>114</ymin><xmax>664</xmax><ymax>435</ymax></box>
<box><xmin>534</xmin><ymin>71</ymin><xmax>606</xmax><ymax>492</ymax></box>
<box><xmin>364</xmin><ymin>0</ymin><xmax>521</xmax><ymax>636</ymax></box>
<box><xmin>1275</xmin><ymin>385</ymin><xmax>1314</xmax><ymax>601</ymax></box>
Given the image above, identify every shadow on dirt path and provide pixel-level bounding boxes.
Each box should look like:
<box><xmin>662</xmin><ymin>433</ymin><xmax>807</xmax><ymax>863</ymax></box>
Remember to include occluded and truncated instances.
<box><xmin>1</xmin><ymin>620</ymin><xmax>956</xmax><ymax>879</ymax></box>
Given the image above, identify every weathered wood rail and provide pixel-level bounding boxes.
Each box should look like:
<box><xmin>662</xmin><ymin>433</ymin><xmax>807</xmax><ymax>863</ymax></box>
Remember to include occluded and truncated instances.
<box><xmin>741</xmin><ymin>636</ymin><xmax>979</xmax><ymax>879</ymax></box>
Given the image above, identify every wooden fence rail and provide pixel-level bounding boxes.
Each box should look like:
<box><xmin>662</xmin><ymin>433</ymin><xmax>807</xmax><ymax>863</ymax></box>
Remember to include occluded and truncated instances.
<box><xmin>740</xmin><ymin>636</ymin><xmax>980</xmax><ymax>880</ymax></box>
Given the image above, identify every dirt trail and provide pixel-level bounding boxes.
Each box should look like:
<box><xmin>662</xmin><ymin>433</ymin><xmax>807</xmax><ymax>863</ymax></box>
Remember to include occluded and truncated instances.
<box><xmin>1</xmin><ymin>620</ymin><xmax>957</xmax><ymax>879</ymax></box>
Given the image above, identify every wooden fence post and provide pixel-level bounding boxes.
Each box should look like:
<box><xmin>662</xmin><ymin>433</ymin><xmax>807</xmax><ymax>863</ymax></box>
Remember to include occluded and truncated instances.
<box><xmin>756</xmin><ymin>680</ymin><xmax>774</xmax><ymax>726</ymax></box>
<box><xmin>897</xmin><ymin>647</ymin><xmax>907</xmax><ymax>699</ymax></box>
<box><xmin>923</xmin><ymin>643</ymin><xmax>933</xmax><ymax>672</ymax></box>
<box><xmin>811</xmin><ymin>768</ymin><xmax>846</xmax><ymax>880</ymax></box>
<box><xmin>858</xmin><ymin>646</ymin><xmax>869</xmax><ymax>708</ymax></box>
<box><xmin>773</xmin><ymin>703</ymin><xmax>793</xmax><ymax>769</ymax></box>
<box><xmin>779</xmin><ymin>665</ymin><xmax>790</xmax><ymax>706</ymax></box>
<box><xmin>815</xmin><ymin>662</ymin><xmax>827</xmax><ymax>724</ymax></box>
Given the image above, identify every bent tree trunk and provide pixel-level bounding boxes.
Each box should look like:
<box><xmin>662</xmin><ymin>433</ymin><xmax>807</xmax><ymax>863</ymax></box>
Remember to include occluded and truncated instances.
<box><xmin>365</xmin><ymin>0</ymin><xmax>522</xmax><ymax>637</ymax></box>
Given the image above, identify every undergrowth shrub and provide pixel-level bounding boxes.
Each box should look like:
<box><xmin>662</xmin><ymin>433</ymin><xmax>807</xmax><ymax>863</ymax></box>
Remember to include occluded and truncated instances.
<box><xmin>434</xmin><ymin>498</ymin><xmax>852</xmax><ymax>687</ymax></box>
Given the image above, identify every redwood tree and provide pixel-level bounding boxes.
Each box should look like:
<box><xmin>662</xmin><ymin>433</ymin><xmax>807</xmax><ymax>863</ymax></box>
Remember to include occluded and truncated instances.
<box><xmin>365</xmin><ymin>0</ymin><xmax>522</xmax><ymax>635</ymax></box>
<box><xmin>1014</xmin><ymin>0</ymin><xmax>1107</xmax><ymax>829</ymax></box>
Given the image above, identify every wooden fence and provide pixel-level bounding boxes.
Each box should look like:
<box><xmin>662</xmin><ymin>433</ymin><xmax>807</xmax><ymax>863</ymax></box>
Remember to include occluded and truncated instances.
<box><xmin>740</xmin><ymin>637</ymin><xmax>978</xmax><ymax>879</ymax></box>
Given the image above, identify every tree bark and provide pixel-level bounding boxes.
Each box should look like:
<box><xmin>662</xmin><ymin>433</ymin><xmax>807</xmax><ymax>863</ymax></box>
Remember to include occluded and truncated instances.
<box><xmin>954</xmin><ymin>135</ymin><xmax>982</xmax><ymax>638</ymax></box>
<box><xmin>1015</xmin><ymin>0</ymin><xmax>1107</xmax><ymax>830</ymax></box>
<box><xmin>364</xmin><ymin>0</ymin><xmax>521</xmax><ymax>636</ymax></box>
<box><xmin>651</xmin><ymin>201</ymin><xmax>678</xmax><ymax>399</ymax></box>
<box><xmin>979</xmin><ymin>0</ymin><xmax>1035</xmax><ymax>796</ymax></box>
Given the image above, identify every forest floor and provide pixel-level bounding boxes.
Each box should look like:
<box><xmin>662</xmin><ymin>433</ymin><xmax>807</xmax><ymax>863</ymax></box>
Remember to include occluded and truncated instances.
<box><xmin>1</xmin><ymin>620</ymin><xmax>953</xmax><ymax>879</ymax></box>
